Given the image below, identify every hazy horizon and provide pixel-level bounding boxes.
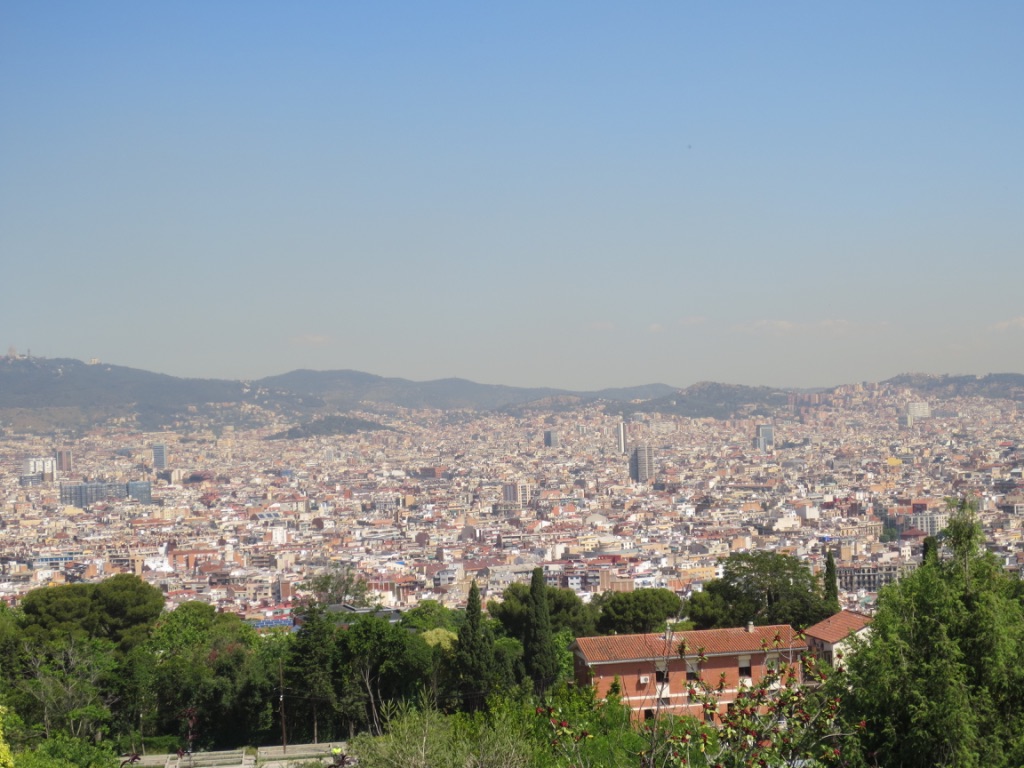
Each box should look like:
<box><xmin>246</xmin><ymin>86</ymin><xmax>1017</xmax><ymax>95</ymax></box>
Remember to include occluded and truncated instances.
<box><xmin>6</xmin><ymin>349</ymin><xmax>1020</xmax><ymax>395</ymax></box>
<box><xmin>3</xmin><ymin>3</ymin><xmax>1022</xmax><ymax>391</ymax></box>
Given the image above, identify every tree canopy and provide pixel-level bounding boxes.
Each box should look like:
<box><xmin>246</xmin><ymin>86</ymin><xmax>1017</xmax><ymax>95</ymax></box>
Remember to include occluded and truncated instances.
<box><xmin>842</xmin><ymin>498</ymin><xmax>1024</xmax><ymax>768</ymax></box>
<box><xmin>594</xmin><ymin>588</ymin><xmax>682</xmax><ymax>635</ymax></box>
<box><xmin>686</xmin><ymin>551</ymin><xmax>832</xmax><ymax>629</ymax></box>
<box><xmin>488</xmin><ymin>582</ymin><xmax>597</xmax><ymax>641</ymax></box>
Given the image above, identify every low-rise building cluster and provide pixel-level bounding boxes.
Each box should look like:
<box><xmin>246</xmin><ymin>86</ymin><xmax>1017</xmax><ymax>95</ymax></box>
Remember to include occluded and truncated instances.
<box><xmin>1</xmin><ymin>382</ymin><xmax>1021</xmax><ymax>627</ymax></box>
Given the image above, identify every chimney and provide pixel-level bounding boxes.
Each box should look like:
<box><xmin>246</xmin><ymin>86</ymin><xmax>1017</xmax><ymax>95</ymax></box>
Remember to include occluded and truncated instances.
<box><xmin>746</xmin><ymin>621</ymin><xmax>754</xmax><ymax>633</ymax></box>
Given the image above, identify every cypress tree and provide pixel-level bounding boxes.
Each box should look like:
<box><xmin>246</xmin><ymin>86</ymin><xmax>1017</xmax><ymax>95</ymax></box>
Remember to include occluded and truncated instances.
<box><xmin>524</xmin><ymin>567</ymin><xmax>559</xmax><ymax>696</ymax></box>
<box><xmin>922</xmin><ymin>535</ymin><xmax>939</xmax><ymax>565</ymax></box>
<box><xmin>823</xmin><ymin>550</ymin><xmax>840</xmax><ymax>614</ymax></box>
<box><xmin>454</xmin><ymin>580</ymin><xmax>494</xmax><ymax>711</ymax></box>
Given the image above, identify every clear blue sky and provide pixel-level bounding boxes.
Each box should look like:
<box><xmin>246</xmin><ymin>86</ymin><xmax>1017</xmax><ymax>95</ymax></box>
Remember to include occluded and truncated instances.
<box><xmin>2</xmin><ymin>2</ymin><xmax>1022</xmax><ymax>389</ymax></box>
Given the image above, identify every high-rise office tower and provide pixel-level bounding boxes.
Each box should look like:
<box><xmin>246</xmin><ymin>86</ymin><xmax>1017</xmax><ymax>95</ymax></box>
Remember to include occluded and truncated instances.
<box><xmin>629</xmin><ymin>445</ymin><xmax>655</xmax><ymax>483</ymax></box>
<box><xmin>755</xmin><ymin>424</ymin><xmax>775</xmax><ymax>453</ymax></box>
<box><xmin>617</xmin><ymin>422</ymin><xmax>627</xmax><ymax>454</ymax></box>
<box><xmin>126</xmin><ymin>481</ymin><xmax>153</xmax><ymax>505</ymax></box>
<box><xmin>55</xmin><ymin>449</ymin><xmax>73</xmax><ymax>473</ymax></box>
<box><xmin>543</xmin><ymin>430</ymin><xmax>560</xmax><ymax>448</ymax></box>
<box><xmin>152</xmin><ymin>444</ymin><xmax>167</xmax><ymax>470</ymax></box>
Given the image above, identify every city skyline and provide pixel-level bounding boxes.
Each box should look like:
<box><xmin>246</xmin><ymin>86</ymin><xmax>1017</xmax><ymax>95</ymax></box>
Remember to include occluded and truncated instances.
<box><xmin>2</xmin><ymin>3</ymin><xmax>1022</xmax><ymax>391</ymax></box>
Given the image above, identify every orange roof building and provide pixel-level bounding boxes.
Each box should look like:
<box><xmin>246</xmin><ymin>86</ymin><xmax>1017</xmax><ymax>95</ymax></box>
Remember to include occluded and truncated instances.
<box><xmin>804</xmin><ymin>610</ymin><xmax>872</xmax><ymax>666</ymax></box>
<box><xmin>572</xmin><ymin>624</ymin><xmax>806</xmax><ymax>722</ymax></box>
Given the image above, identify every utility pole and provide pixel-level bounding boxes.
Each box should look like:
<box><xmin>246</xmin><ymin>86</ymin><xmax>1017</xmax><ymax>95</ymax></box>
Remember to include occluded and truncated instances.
<box><xmin>279</xmin><ymin>659</ymin><xmax>287</xmax><ymax>754</ymax></box>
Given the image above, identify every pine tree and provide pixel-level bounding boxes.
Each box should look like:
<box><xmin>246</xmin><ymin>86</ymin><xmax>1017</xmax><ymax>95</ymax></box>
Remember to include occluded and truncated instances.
<box><xmin>922</xmin><ymin>535</ymin><xmax>939</xmax><ymax>565</ymax></box>
<box><xmin>524</xmin><ymin>568</ymin><xmax>559</xmax><ymax>696</ymax></box>
<box><xmin>288</xmin><ymin>602</ymin><xmax>339</xmax><ymax>743</ymax></box>
<box><xmin>454</xmin><ymin>580</ymin><xmax>494</xmax><ymax>711</ymax></box>
<box><xmin>823</xmin><ymin>550</ymin><xmax>840</xmax><ymax>614</ymax></box>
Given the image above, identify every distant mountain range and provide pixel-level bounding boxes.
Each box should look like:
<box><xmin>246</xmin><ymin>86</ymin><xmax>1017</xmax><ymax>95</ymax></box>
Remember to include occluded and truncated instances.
<box><xmin>884</xmin><ymin>372</ymin><xmax>1024</xmax><ymax>401</ymax></box>
<box><xmin>1</xmin><ymin>355</ymin><xmax>1022</xmax><ymax>435</ymax></box>
<box><xmin>0</xmin><ymin>356</ymin><xmax>676</xmax><ymax>434</ymax></box>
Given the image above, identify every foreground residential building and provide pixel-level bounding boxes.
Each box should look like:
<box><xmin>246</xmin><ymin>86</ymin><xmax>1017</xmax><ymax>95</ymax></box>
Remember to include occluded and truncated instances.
<box><xmin>803</xmin><ymin>610</ymin><xmax>872</xmax><ymax>667</ymax></box>
<box><xmin>572</xmin><ymin>624</ymin><xmax>806</xmax><ymax>722</ymax></box>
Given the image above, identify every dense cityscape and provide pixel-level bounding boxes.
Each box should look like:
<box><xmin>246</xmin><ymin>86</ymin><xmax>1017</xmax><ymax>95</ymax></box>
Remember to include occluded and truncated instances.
<box><xmin>3</xmin><ymin>365</ymin><xmax>1022</xmax><ymax>617</ymax></box>
<box><xmin>1</xmin><ymin>355</ymin><xmax>1024</xmax><ymax>768</ymax></box>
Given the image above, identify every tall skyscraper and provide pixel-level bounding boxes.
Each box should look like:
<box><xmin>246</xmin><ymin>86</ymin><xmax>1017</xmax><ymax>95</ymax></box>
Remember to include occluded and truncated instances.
<box><xmin>629</xmin><ymin>445</ymin><xmax>655</xmax><ymax>483</ymax></box>
<box><xmin>617</xmin><ymin>422</ymin><xmax>627</xmax><ymax>454</ymax></box>
<box><xmin>543</xmin><ymin>430</ymin><xmax>560</xmax><ymax>448</ymax></box>
<box><xmin>55</xmin><ymin>449</ymin><xmax>73</xmax><ymax>474</ymax></box>
<box><xmin>126</xmin><ymin>481</ymin><xmax>153</xmax><ymax>505</ymax></box>
<box><xmin>152</xmin><ymin>444</ymin><xmax>167</xmax><ymax>470</ymax></box>
<box><xmin>754</xmin><ymin>424</ymin><xmax>775</xmax><ymax>453</ymax></box>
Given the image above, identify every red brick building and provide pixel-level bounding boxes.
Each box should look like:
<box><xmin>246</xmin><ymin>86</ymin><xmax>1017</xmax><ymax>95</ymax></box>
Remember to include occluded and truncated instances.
<box><xmin>572</xmin><ymin>624</ymin><xmax>806</xmax><ymax>722</ymax></box>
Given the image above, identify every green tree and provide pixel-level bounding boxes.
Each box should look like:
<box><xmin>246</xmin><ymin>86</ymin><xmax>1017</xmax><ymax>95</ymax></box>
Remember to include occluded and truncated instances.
<box><xmin>147</xmin><ymin>601</ymin><xmax>217</xmax><ymax>655</ymax></box>
<box><xmin>595</xmin><ymin>588</ymin><xmax>682</xmax><ymax>635</ymax></box>
<box><xmin>90</xmin><ymin>575</ymin><xmax>164</xmax><ymax>650</ymax></box>
<box><xmin>687</xmin><ymin>551</ymin><xmax>830</xmax><ymax>630</ymax></box>
<box><xmin>110</xmin><ymin>642</ymin><xmax>158</xmax><ymax>749</ymax></box>
<box><xmin>453</xmin><ymin>581</ymin><xmax>495</xmax><ymax>712</ymax></box>
<box><xmin>491</xmin><ymin>637</ymin><xmax>526</xmax><ymax>692</ymax></box>
<box><xmin>0</xmin><ymin>706</ymin><xmax>14</xmax><ymax>768</ymax></box>
<box><xmin>19</xmin><ymin>585</ymin><xmax>96</xmax><ymax>644</ymax></box>
<box><xmin>338</xmin><ymin>615</ymin><xmax>432</xmax><ymax>735</ymax></box>
<box><xmin>683</xmin><ymin>588</ymin><xmax>731</xmax><ymax>632</ymax></box>
<box><xmin>18</xmin><ymin>577</ymin><xmax>163</xmax><ymax>649</ymax></box>
<box><xmin>350</xmin><ymin>692</ymin><xmax>544</xmax><ymax>768</ymax></box>
<box><xmin>844</xmin><ymin>497</ymin><xmax>1024</xmax><ymax>767</ymax></box>
<box><xmin>287</xmin><ymin>604</ymin><xmax>339</xmax><ymax>744</ymax></box>
<box><xmin>489</xmin><ymin>583</ymin><xmax>598</xmax><ymax>641</ymax></box>
<box><xmin>12</xmin><ymin>733</ymin><xmax>116</xmax><ymax>768</ymax></box>
<box><xmin>0</xmin><ymin>604</ymin><xmax>23</xmax><ymax>689</ymax></box>
<box><xmin>823</xmin><ymin>550</ymin><xmax>840</xmax><ymax>615</ymax></box>
<box><xmin>16</xmin><ymin>637</ymin><xmax>116</xmax><ymax>740</ymax></box>
<box><xmin>146</xmin><ymin>603</ymin><xmax>270</xmax><ymax>749</ymax></box>
<box><xmin>303</xmin><ymin>565</ymin><xmax>370</xmax><ymax>607</ymax></box>
<box><xmin>523</xmin><ymin>569</ymin><xmax>559</xmax><ymax>696</ymax></box>
<box><xmin>400</xmin><ymin>600</ymin><xmax>458</xmax><ymax>633</ymax></box>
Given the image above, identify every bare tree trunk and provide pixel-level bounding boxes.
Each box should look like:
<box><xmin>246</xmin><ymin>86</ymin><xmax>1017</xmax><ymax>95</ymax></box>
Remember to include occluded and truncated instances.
<box><xmin>361</xmin><ymin>668</ymin><xmax>381</xmax><ymax>736</ymax></box>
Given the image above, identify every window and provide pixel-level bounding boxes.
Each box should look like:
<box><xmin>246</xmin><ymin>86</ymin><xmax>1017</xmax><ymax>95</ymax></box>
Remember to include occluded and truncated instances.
<box><xmin>655</xmin><ymin>669</ymin><xmax>669</xmax><ymax>684</ymax></box>
<box><xmin>738</xmin><ymin>655</ymin><xmax>752</xmax><ymax>679</ymax></box>
<box><xmin>686</xmin><ymin>660</ymin><xmax>700</xmax><ymax>682</ymax></box>
<box><xmin>704</xmin><ymin>708</ymin><xmax>716</xmax><ymax>725</ymax></box>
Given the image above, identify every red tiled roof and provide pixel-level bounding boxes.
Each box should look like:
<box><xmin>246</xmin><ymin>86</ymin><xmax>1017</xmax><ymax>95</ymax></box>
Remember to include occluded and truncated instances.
<box><xmin>574</xmin><ymin>624</ymin><xmax>805</xmax><ymax>664</ymax></box>
<box><xmin>804</xmin><ymin>610</ymin><xmax>872</xmax><ymax>644</ymax></box>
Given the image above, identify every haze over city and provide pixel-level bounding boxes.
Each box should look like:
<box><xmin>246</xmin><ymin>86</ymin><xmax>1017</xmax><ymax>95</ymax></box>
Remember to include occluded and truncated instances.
<box><xmin>2</xmin><ymin>2</ymin><xmax>1022</xmax><ymax>390</ymax></box>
